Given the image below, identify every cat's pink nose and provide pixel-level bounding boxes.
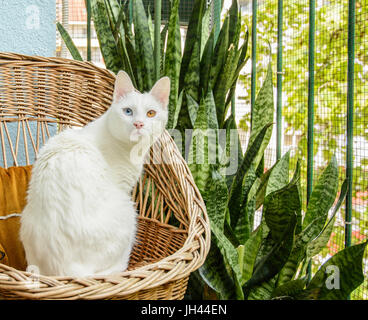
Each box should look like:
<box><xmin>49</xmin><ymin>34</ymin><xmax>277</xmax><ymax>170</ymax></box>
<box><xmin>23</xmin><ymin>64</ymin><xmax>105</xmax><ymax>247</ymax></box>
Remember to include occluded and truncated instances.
<box><xmin>133</xmin><ymin>121</ymin><xmax>144</xmax><ymax>129</ymax></box>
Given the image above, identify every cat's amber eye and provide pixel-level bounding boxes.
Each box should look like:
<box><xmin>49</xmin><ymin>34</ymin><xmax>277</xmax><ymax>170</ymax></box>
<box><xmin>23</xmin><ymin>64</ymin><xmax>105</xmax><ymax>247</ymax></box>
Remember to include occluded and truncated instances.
<box><xmin>147</xmin><ymin>110</ymin><xmax>156</xmax><ymax>118</ymax></box>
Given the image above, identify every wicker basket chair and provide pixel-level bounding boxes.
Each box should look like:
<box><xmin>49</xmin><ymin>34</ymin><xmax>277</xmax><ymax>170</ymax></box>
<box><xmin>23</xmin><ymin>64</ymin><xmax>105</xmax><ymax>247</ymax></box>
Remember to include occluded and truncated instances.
<box><xmin>0</xmin><ymin>52</ymin><xmax>210</xmax><ymax>300</ymax></box>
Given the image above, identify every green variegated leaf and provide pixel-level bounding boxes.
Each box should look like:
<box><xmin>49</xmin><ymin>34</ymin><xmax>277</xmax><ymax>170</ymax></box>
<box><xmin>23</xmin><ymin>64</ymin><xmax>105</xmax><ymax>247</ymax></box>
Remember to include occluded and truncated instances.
<box><xmin>132</xmin><ymin>0</ymin><xmax>154</xmax><ymax>91</ymax></box>
<box><xmin>199</xmin><ymin>238</ymin><xmax>237</xmax><ymax>300</ymax></box>
<box><xmin>57</xmin><ymin>23</ymin><xmax>83</xmax><ymax>61</ymax></box>
<box><xmin>252</xmin><ymin>151</ymin><xmax>291</xmax><ymax>211</ymax></box>
<box><xmin>228</xmin><ymin>0</ymin><xmax>239</xmax><ymax>46</ymax></box>
<box><xmin>221</xmin><ymin>114</ymin><xmax>243</xmax><ymax>187</ymax></box>
<box><xmin>247</xmin><ymin>193</ymin><xmax>258</xmax><ymax>234</ymax></box>
<box><xmin>188</xmin><ymin>91</ymin><xmax>218</xmax><ymax>194</ymax></box>
<box><xmin>233</xmin><ymin>170</ymin><xmax>258</xmax><ymax>243</ymax></box>
<box><xmin>206</xmin><ymin>91</ymin><xmax>218</xmax><ymax>130</ymax></box>
<box><xmin>307</xmin><ymin>221</ymin><xmax>335</xmax><ymax>260</ymax></box>
<box><xmin>170</xmin><ymin>90</ymin><xmax>183</xmax><ymax>129</ymax></box>
<box><xmin>160</xmin><ymin>22</ymin><xmax>168</xmax><ymax>72</ymax></box>
<box><xmin>224</xmin><ymin>218</ymin><xmax>240</xmax><ymax>248</ymax></box>
<box><xmin>200</xmin><ymin>4</ymin><xmax>212</xmax><ymax>58</ymax></box>
<box><xmin>306</xmin><ymin>179</ymin><xmax>348</xmax><ymax>258</ymax></box>
<box><xmin>302</xmin><ymin>156</ymin><xmax>339</xmax><ymax>234</ymax></box>
<box><xmin>214</xmin><ymin>44</ymin><xmax>240</xmax><ymax>126</ymax></box>
<box><xmin>224</xmin><ymin>54</ymin><xmax>249</xmax><ymax>109</ymax></box>
<box><xmin>112</xmin><ymin>1</ymin><xmax>126</xmax><ymax>41</ymax></box>
<box><xmin>186</xmin><ymin>270</ymin><xmax>206</xmax><ymax>300</ymax></box>
<box><xmin>164</xmin><ymin>0</ymin><xmax>181</xmax><ymax>129</ymax></box>
<box><xmin>265</xmin><ymin>151</ymin><xmax>290</xmax><ymax>197</ymax></box>
<box><xmin>179</xmin><ymin>0</ymin><xmax>206</xmax><ymax>91</ymax></box>
<box><xmin>183</xmin><ymin>39</ymin><xmax>201</xmax><ymax>102</ymax></box>
<box><xmin>307</xmin><ymin>241</ymin><xmax>368</xmax><ymax>300</ymax></box>
<box><xmin>211</xmin><ymin>223</ymin><xmax>244</xmax><ymax>300</ymax></box>
<box><xmin>188</xmin><ymin>132</ymin><xmax>211</xmax><ymax>194</ymax></box>
<box><xmin>238</xmin><ymin>29</ymin><xmax>249</xmax><ymax>68</ymax></box>
<box><xmin>204</xmin><ymin>169</ymin><xmax>229</xmax><ymax>233</ymax></box>
<box><xmin>228</xmin><ymin>123</ymin><xmax>273</xmax><ymax>228</ymax></box>
<box><xmin>200</xmin><ymin>29</ymin><xmax>214</xmax><ymax>95</ymax></box>
<box><xmin>241</xmin><ymin>225</ymin><xmax>263</xmax><ymax>285</ymax></box>
<box><xmin>271</xmin><ymin>279</ymin><xmax>307</xmax><ymax>299</ymax></box>
<box><xmin>104</xmin><ymin>0</ymin><xmax>120</xmax><ymax>23</ymax></box>
<box><xmin>231</xmin><ymin>165</ymin><xmax>257</xmax><ymax>230</ymax></box>
<box><xmin>255</xmin><ymin>169</ymin><xmax>272</xmax><ymax>210</ymax></box>
<box><xmin>237</xmin><ymin>245</ymin><xmax>244</xmax><ymax>272</ymax></box>
<box><xmin>243</xmin><ymin>213</ymin><xmax>297</xmax><ymax>294</ymax></box>
<box><xmin>209</xmin><ymin>15</ymin><xmax>229</xmax><ymax>92</ymax></box>
<box><xmin>147</xmin><ymin>8</ymin><xmax>154</xmax><ymax>46</ymax></box>
<box><xmin>277</xmin><ymin>227</ymin><xmax>315</xmax><ymax>287</ymax></box>
<box><xmin>276</xmin><ymin>161</ymin><xmax>331</xmax><ymax>287</ymax></box>
<box><xmin>186</xmin><ymin>93</ymin><xmax>199</xmax><ymax>127</ymax></box>
<box><xmin>248</xmin><ymin>62</ymin><xmax>274</xmax><ymax>168</ymax></box>
<box><xmin>264</xmin><ymin>175</ymin><xmax>301</xmax><ymax>243</ymax></box>
<box><xmin>247</xmin><ymin>277</ymin><xmax>277</xmax><ymax>300</ymax></box>
<box><xmin>90</xmin><ymin>0</ymin><xmax>123</xmax><ymax>74</ymax></box>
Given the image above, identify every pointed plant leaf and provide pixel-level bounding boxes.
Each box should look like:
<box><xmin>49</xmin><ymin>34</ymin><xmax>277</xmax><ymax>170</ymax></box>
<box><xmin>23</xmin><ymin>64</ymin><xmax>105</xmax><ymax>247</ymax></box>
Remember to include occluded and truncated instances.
<box><xmin>57</xmin><ymin>22</ymin><xmax>83</xmax><ymax>61</ymax></box>
<box><xmin>188</xmin><ymin>91</ymin><xmax>218</xmax><ymax>194</ymax></box>
<box><xmin>211</xmin><ymin>223</ymin><xmax>244</xmax><ymax>300</ymax></box>
<box><xmin>307</xmin><ymin>241</ymin><xmax>368</xmax><ymax>300</ymax></box>
<box><xmin>199</xmin><ymin>237</ymin><xmax>237</xmax><ymax>300</ymax></box>
<box><xmin>228</xmin><ymin>123</ymin><xmax>273</xmax><ymax>229</ymax></box>
<box><xmin>186</xmin><ymin>93</ymin><xmax>199</xmax><ymax>127</ymax></box>
<box><xmin>264</xmin><ymin>172</ymin><xmax>301</xmax><ymax>243</ymax></box>
<box><xmin>132</xmin><ymin>0</ymin><xmax>155</xmax><ymax>91</ymax></box>
<box><xmin>277</xmin><ymin>164</ymin><xmax>340</xmax><ymax>287</ymax></box>
<box><xmin>243</xmin><ymin>213</ymin><xmax>297</xmax><ymax>294</ymax></box>
<box><xmin>302</xmin><ymin>156</ymin><xmax>339</xmax><ymax>237</ymax></box>
<box><xmin>183</xmin><ymin>39</ymin><xmax>201</xmax><ymax>102</ymax></box>
<box><xmin>204</xmin><ymin>168</ymin><xmax>229</xmax><ymax>233</ymax></box>
<box><xmin>147</xmin><ymin>8</ymin><xmax>154</xmax><ymax>46</ymax></box>
<box><xmin>200</xmin><ymin>29</ymin><xmax>214</xmax><ymax>95</ymax></box>
<box><xmin>221</xmin><ymin>114</ymin><xmax>243</xmax><ymax>188</ymax></box>
<box><xmin>209</xmin><ymin>15</ymin><xmax>229</xmax><ymax>91</ymax></box>
<box><xmin>228</xmin><ymin>0</ymin><xmax>239</xmax><ymax>46</ymax></box>
<box><xmin>271</xmin><ymin>279</ymin><xmax>307</xmax><ymax>299</ymax></box>
<box><xmin>200</xmin><ymin>4</ymin><xmax>212</xmax><ymax>58</ymax></box>
<box><xmin>306</xmin><ymin>179</ymin><xmax>348</xmax><ymax>258</ymax></box>
<box><xmin>241</xmin><ymin>225</ymin><xmax>263</xmax><ymax>285</ymax></box>
<box><xmin>90</xmin><ymin>0</ymin><xmax>123</xmax><ymax>74</ymax></box>
<box><xmin>160</xmin><ymin>22</ymin><xmax>169</xmax><ymax>71</ymax></box>
<box><xmin>231</xmin><ymin>165</ymin><xmax>257</xmax><ymax>230</ymax></box>
<box><xmin>266</xmin><ymin>151</ymin><xmax>290</xmax><ymax>197</ymax></box>
<box><xmin>170</xmin><ymin>90</ymin><xmax>183</xmax><ymax>129</ymax></box>
<box><xmin>164</xmin><ymin>0</ymin><xmax>181</xmax><ymax>128</ymax></box>
<box><xmin>179</xmin><ymin>0</ymin><xmax>206</xmax><ymax>92</ymax></box>
<box><xmin>247</xmin><ymin>276</ymin><xmax>277</xmax><ymax>300</ymax></box>
<box><xmin>249</xmin><ymin>61</ymin><xmax>274</xmax><ymax>167</ymax></box>
<box><xmin>214</xmin><ymin>44</ymin><xmax>240</xmax><ymax>126</ymax></box>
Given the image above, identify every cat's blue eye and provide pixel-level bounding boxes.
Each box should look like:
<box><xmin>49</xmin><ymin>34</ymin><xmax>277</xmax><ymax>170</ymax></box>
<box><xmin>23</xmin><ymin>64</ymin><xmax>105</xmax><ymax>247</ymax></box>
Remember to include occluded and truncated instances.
<box><xmin>123</xmin><ymin>107</ymin><xmax>133</xmax><ymax>116</ymax></box>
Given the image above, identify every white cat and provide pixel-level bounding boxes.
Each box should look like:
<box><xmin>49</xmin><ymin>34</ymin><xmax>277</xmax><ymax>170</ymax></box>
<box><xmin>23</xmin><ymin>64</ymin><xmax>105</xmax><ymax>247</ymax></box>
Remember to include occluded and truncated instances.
<box><xmin>20</xmin><ymin>71</ymin><xmax>170</xmax><ymax>277</ymax></box>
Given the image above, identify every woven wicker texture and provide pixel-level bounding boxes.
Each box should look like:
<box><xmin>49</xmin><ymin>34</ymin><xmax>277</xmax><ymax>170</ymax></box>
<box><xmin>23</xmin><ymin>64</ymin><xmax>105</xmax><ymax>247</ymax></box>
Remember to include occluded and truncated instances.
<box><xmin>0</xmin><ymin>52</ymin><xmax>210</xmax><ymax>300</ymax></box>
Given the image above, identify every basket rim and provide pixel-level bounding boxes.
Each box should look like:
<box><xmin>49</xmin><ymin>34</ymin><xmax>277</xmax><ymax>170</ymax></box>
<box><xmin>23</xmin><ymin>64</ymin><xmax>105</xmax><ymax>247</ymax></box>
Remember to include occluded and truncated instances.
<box><xmin>0</xmin><ymin>52</ymin><xmax>210</xmax><ymax>299</ymax></box>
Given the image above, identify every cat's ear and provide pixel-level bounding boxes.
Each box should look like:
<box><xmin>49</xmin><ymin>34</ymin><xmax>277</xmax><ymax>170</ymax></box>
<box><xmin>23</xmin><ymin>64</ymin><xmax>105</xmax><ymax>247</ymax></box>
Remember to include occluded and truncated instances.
<box><xmin>113</xmin><ymin>71</ymin><xmax>135</xmax><ymax>102</ymax></box>
<box><xmin>150</xmin><ymin>77</ymin><xmax>171</xmax><ymax>108</ymax></box>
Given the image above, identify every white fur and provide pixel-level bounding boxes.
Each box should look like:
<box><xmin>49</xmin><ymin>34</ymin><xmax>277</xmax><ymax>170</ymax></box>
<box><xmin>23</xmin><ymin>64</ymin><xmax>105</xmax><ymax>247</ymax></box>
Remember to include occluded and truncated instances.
<box><xmin>20</xmin><ymin>72</ymin><xmax>170</xmax><ymax>277</ymax></box>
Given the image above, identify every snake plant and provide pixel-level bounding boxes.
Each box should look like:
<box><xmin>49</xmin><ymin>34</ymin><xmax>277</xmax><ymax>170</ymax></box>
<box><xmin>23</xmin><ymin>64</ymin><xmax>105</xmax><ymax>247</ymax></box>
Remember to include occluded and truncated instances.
<box><xmin>58</xmin><ymin>0</ymin><xmax>367</xmax><ymax>300</ymax></box>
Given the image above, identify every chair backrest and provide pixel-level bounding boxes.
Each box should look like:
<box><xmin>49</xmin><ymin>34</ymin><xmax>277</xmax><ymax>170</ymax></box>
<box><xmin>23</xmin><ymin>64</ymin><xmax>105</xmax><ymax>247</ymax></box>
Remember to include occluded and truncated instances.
<box><xmin>0</xmin><ymin>52</ymin><xmax>115</xmax><ymax>168</ymax></box>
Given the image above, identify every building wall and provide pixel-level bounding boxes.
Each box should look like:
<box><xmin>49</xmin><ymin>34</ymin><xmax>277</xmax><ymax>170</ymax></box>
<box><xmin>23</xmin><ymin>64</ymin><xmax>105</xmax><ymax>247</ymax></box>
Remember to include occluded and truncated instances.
<box><xmin>0</xmin><ymin>0</ymin><xmax>56</xmax><ymax>56</ymax></box>
<box><xmin>0</xmin><ymin>0</ymin><xmax>56</xmax><ymax>167</ymax></box>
